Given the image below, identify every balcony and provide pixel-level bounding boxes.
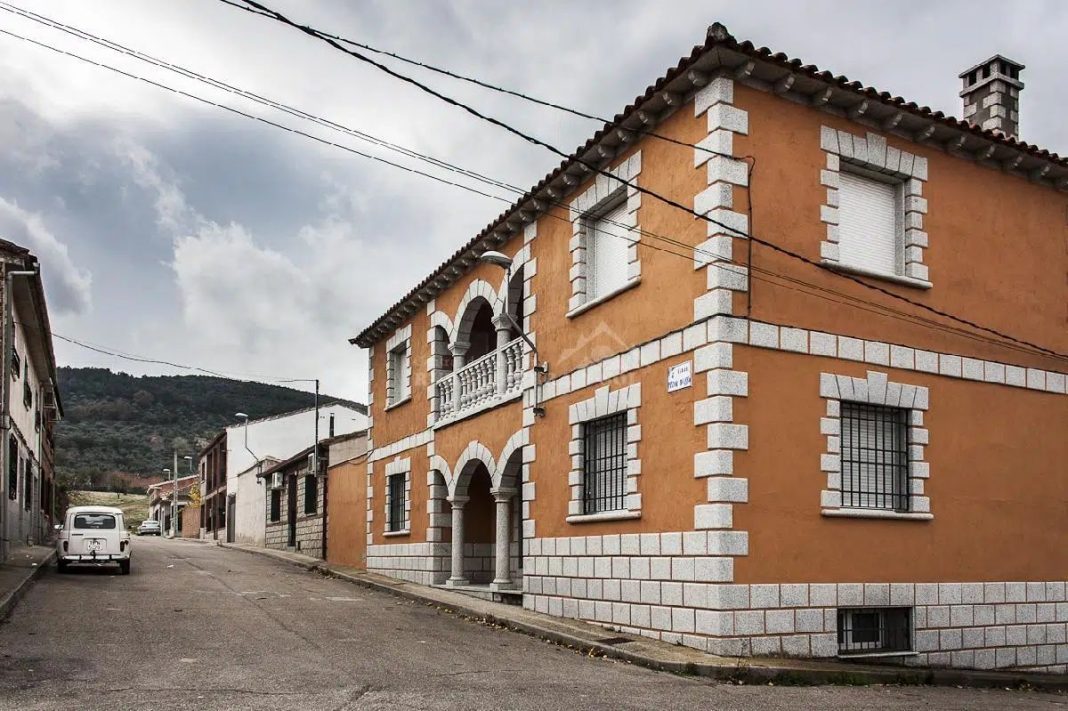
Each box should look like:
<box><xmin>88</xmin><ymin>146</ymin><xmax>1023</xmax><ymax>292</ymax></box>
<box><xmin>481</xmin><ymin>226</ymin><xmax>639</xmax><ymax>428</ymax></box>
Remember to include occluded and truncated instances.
<box><xmin>435</xmin><ymin>337</ymin><xmax>526</xmax><ymax>424</ymax></box>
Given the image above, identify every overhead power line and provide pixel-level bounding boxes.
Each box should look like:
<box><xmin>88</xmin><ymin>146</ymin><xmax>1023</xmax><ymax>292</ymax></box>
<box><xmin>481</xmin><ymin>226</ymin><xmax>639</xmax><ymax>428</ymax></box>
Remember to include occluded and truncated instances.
<box><xmin>4</xmin><ymin>9</ymin><xmax>1062</xmax><ymax>364</ymax></box>
<box><xmin>226</xmin><ymin>0</ymin><xmax>1068</xmax><ymax>362</ymax></box>
<box><xmin>53</xmin><ymin>332</ymin><xmax>315</xmax><ymax>384</ymax></box>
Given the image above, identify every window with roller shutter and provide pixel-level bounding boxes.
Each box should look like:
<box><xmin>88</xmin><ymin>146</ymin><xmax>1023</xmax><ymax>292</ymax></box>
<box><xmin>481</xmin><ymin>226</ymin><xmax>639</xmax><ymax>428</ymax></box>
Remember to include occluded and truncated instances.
<box><xmin>585</xmin><ymin>201</ymin><xmax>631</xmax><ymax>301</ymax></box>
<box><xmin>837</xmin><ymin>170</ymin><xmax>903</xmax><ymax>276</ymax></box>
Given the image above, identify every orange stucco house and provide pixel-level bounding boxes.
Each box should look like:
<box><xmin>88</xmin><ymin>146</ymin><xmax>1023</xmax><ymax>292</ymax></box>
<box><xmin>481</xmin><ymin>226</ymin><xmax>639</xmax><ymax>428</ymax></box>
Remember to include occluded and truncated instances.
<box><xmin>351</xmin><ymin>24</ymin><xmax>1068</xmax><ymax>672</ymax></box>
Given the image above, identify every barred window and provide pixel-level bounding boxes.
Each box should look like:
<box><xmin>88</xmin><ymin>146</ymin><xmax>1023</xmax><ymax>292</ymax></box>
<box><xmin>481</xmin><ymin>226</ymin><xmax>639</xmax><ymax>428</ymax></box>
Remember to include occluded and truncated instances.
<box><xmin>387</xmin><ymin>473</ymin><xmax>407</xmax><ymax>532</ymax></box>
<box><xmin>303</xmin><ymin>475</ymin><xmax>317</xmax><ymax>515</ymax></box>
<box><xmin>840</xmin><ymin>402</ymin><xmax>909</xmax><ymax>511</ymax></box>
<box><xmin>837</xmin><ymin>607</ymin><xmax>912</xmax><ymax>655</ymax></box>
<box><xmin>269</xmin><ymin>489</ymin><xmax>281</xmax><ymax>522</ymax></box>
<box><xmin>582</xmin><ymin>412</ymin><xmax>628</xmax><ymax>514</ymax></box>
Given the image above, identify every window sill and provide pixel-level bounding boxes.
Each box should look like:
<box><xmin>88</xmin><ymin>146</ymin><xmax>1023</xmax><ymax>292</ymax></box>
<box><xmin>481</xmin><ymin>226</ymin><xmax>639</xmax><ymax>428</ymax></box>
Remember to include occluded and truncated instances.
<box><xmin>566</xmin><ymin>277</ymin><xmax>641</xmax><ymax>319</ymax></box>
<box><xmin>820</xmin><ymin>260</ymin><xmax>932</xmax><ymax>290</ymax></box>
<box><xmin>385</xmin><ymin>395</ymin><xmax>412</xmax><ymax>412</ymax></box>
<box><xmin>566</xmin><ymin>510</ymin><xmax>641</xmax><ymax>524</ymax></box>
<box><xmin>383</xmin><ymin>529</ymin><xmax>410</xmax><ymax>538</ymax></box>
<box><xmin>822</xmin><ymin>508</ymin><xmax>933</xmax><ymax>521</ymax></box>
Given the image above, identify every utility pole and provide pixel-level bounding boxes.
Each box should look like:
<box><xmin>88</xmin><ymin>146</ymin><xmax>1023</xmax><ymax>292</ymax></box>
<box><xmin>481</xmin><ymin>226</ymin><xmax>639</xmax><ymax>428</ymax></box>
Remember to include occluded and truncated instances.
<box><xmin>171</xmin><ymin>450</ymin><xmax>178</xmax><ymax>538</ymax></box>
<box><xmin>313</xmin><ymin>379</ymin><xmax>320</xmax><ymax>475</ymax></box>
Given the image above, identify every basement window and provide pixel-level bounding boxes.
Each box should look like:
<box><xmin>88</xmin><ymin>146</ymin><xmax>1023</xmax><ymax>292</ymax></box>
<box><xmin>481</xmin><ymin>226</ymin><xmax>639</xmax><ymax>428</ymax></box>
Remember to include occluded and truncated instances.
<box><xmin>837</xmin><ymin>607</ymin><xmax>912</xmax><ymax>656</ymax></box>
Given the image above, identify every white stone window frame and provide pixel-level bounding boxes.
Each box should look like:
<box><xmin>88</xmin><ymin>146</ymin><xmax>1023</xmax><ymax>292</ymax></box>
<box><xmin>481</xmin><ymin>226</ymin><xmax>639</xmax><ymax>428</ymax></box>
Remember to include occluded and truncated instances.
<box><xmin>819</xmin><ymin>127</ymin><xmax>931</xmax><ymax>289</ymax></box>
<box><xmin>385</xmin><ymin>324</ymin><xmax>412</xmax><ymax>409</ymax></box>
<box><xmin>384</xmin><ymin>457</ymin><xmax>411</xmax><ymax>537</ymax></box>
<box><xmin>567</xmin><ymin>152</ymin><xmax>642</xmax><ymax>318</ymax></box>
<box><xmin>819</xmin><ymin>370</ymin><xmax>932</xmax><ymax>521</ymax></box>
<box><xmin>566</xmin><ymin>384</ymin><xmax>642</xmax><ymax>523</ymax></box>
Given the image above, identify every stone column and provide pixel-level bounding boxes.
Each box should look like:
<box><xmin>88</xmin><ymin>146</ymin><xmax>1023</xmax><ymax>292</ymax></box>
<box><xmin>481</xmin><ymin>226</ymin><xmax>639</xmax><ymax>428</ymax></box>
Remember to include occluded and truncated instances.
<box><xmin>445</xmin><ymin>495</ymin><xmax>469</xmax><ymax>587</ymax></box>
<box><xmin>492</xmin><ymin>314</ymin><xmax>512</xmax><ymax>396</ymax></box>
<box><xmin>450</xmin><ymin>341</ymin><xmax>469</xmax><ymax>411</ymax></box>
<box><xmin>490</xmin><ymin>487</ymin><xmax>516</xmax><ymax>589</ymax></box>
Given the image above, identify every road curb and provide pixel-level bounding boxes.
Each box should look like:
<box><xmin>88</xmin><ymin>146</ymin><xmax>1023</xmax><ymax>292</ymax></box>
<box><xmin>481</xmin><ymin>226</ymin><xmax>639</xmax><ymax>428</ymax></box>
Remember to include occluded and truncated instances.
<box><xmin>0</xmin><ymin>550</ymin><xmax>56</xmax><ymax>621</ymax></box>
<box><xmin>215</xmin><ymin>543</ymin><xmax>1068</xmax><ymax>691</ymax></box>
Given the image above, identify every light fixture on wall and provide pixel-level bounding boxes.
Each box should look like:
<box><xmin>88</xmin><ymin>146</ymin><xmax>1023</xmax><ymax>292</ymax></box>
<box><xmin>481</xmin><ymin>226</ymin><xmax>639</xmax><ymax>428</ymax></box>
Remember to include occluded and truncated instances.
<box><xmin>479</xmin><ymin>250</ymin><xmax>547</xmax><ymax>416</ymax></box>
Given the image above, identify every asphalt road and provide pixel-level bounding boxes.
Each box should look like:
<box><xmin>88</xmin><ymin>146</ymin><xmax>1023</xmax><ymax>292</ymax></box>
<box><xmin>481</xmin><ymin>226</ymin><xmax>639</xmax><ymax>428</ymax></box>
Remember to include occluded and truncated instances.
<box><xmin>0</xmin><ymin>538</ymin><xmax>1062</xmax><ymax>710</ymax></box>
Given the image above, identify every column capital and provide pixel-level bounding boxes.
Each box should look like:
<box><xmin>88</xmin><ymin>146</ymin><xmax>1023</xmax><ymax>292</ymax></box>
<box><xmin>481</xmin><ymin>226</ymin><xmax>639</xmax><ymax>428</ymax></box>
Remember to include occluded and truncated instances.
<box><xmin>491</xmin><ymin>313</ymin><xmax>513</xmax><ymax>332</ymax></box>
<box><xmin>447</xmin><ymin>495</ymin><xmax>469</xmax><ymax>507</ymax></box>
<box><xmin>489</xmin><ymin>487</ymin><xmax>517</xmax><ymax>502</ymax></box>
<box><xmin>451</xmin><ymin>341</ymin><xmax>470</xmax><ymax>357</ymax></box>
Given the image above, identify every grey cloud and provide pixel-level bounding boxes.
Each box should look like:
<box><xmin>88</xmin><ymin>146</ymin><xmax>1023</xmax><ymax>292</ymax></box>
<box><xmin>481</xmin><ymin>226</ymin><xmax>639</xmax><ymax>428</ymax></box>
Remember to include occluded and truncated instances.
<box><xmin>0</xmin><ymin>197</ymin><xmax>92</xmax><ymax>315</ymax></box>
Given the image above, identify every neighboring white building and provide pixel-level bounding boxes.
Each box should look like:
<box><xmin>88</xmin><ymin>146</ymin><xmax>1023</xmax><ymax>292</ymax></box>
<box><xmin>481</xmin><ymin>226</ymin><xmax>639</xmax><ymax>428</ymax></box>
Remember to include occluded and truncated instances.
<box><xmin>226</xmin><ymin>403</ymin><xmax>367</xmax><ymax>545</ymax></box>
<box><xmin>1</xmin><ymin>240</ymin><xmax>62</xmax><ymax>561</ymax></box>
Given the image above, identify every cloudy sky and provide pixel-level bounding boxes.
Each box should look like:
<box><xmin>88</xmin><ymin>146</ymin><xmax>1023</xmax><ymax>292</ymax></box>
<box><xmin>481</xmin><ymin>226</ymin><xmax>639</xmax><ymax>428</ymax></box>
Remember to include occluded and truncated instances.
<box><xmin>0</xmin><ymin>0</ymin><xmax>1064</xmax><ymax>401</ymax></box>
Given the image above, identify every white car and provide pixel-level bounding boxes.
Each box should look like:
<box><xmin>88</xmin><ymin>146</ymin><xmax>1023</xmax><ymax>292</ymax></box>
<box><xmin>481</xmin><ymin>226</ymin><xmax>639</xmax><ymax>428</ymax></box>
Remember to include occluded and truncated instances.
<box><xmin>137</xmin><ymin>519</ymin><xmax>162</xmax><ymax>536</ymax></box>
<box><xmin>55</xmin><ymin>506</ymin><xmax>131</xmax><ymax>575</ymax></box>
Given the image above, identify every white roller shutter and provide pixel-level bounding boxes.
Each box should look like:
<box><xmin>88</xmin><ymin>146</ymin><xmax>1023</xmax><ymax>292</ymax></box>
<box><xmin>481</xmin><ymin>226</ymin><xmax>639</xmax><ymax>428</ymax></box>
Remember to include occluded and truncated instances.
<box><xmin>587</xmin><ymin>202</ymin><xmax>630</xmax><ymax>299</ymax></box>
<box><xmin>838</xmin><ymin>171</ymin><xmax>900</xmax><ymax>276</ymax></box>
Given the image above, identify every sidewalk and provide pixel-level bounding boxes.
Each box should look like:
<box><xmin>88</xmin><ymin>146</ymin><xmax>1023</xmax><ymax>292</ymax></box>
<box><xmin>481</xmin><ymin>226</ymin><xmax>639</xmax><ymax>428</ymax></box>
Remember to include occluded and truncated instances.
<box><xmin>214</xmin><ymin>541</ymin><xmax>1067</xmax><ymax>691</ymax></box>
<box><xmin>0</xmin><ymin>544</ymin><xmax>55</xmax><ymax>619</ymax></box>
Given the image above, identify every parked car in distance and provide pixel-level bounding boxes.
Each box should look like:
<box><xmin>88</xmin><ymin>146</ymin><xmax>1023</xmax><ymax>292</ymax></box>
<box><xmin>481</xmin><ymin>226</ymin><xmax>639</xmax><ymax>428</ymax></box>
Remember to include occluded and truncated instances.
<box><xmin>137</xmin><ymin>519</ymin><xmax>162</xmax><ymax>536</ymax></box>
<box><xmin>54</xmin><ymin>506</ymin><xmax>131</xmax><ymax>575</ymax></box>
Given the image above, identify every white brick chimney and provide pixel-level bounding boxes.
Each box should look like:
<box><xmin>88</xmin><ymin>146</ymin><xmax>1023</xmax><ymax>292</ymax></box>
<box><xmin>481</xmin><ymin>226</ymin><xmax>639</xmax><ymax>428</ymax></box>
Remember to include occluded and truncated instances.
<box><xmin>959</xmin><ymin>55</ymin><xmax>1024</xmax><ymax>138</ymax></box>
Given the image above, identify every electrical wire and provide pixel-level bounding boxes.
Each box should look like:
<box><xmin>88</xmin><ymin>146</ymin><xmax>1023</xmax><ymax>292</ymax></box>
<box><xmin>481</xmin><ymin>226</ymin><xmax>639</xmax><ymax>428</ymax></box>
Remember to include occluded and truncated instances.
<box><xmin>5</xmin><ymin>13</ymin><xmax>1063</xmax><ymax>365</ymax></box>
<box><xmin>229</xmin><ymin>0</ymin><xmax>1068</xmax><ymax>361</ymax></box>
<box><xmin>215</xmin><ymin>0</ymin><xmax>737</xmax><ymax>161</ymax></box>
<box><xmin>53</xmin><ymin>333</ymin><xmax>315</xmax><ymax>384</ymax></box>
<box><xmin>0</xmin><ymin>15</ymin><xmax>751</xmax><ymax>282</ymax></box>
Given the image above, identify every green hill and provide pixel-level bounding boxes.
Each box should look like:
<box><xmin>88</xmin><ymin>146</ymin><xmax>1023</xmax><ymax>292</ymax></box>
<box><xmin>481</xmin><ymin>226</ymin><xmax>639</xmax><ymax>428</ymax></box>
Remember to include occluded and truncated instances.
<box><xmin>54</xmin><ymin>367</ymin><xmax>362</xmax><ymax>491</ymax></box>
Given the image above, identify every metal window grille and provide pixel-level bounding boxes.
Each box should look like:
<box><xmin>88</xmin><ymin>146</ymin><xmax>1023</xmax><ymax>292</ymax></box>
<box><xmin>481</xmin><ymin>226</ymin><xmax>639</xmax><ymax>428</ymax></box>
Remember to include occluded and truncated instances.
<box><xmin>582</xmin><ymin>412</ymin><xmax>628</xmax><ymax>514</ymax></box>
<box><xmin>837</xmin><ymin>607</ymin><xmax>912</xmax><ymax>655</ymax></box>
<box><xmin>388</xmin><ymin>473</ymin><xmax>407</xmax><ymax>532</ymax></box>
<box><xmin>840</xmin><ymin>402</ymin><xmax>909</xmax><ymax>511</ymax></box>
<box><xmin>304</xmin><ymin>475</ymin><xmax>317</xmax><ymax>515</ymax></box>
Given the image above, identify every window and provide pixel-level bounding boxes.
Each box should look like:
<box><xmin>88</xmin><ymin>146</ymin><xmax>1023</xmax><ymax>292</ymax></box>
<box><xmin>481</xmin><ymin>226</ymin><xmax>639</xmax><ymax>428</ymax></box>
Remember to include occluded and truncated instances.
<box><xmin>840</xmin><ymin>402</ymin><xmax>909</xmax><ymax>511</ymax></box>
<box><xmin>7</xmin><ymin>436</ymin><xmax>16</xmax><ymax>501</ymax></box>
<box><xmin>23</xmin><ymin>380</ymin><xmax>32</xmax><ymax>410</ymax></box>
<box><xmin>23</xmin><ymin>459</ymin><xmax>30</xmax><ymax>511</ymax></box>
<box><xmin>269</xmin><ymin>489</ymin><xmax>281</xmax><ymax>522</ymax></box>
<box><xmin>303</xmin><ymin>475</ymin><xmax>317</xmax><ymax>515</ymax></box>
<box><xmin>387</xmin><ymin>342</ymin><xmax>411</xmax><ymax>406</ymax></box>
<box><xmin>838</xmin><ymin>170</ymin><xmax>902</xmax><ymax>276</ymax></box>
<box><xmin>837</xmin><ymin>607</ymin><xmax>912</xmax><ymax>655</ymax></box>
<box><xmin>387</xmin><ymin>473</ymin><xmax>407</xmax><ymax>532</ymax></box>
<box><xmin>582</xmin><ymin>412</ymin><xmax>628</xmax><ymax>514</ymax></box>
<box><xmin>73</xmin><ymin>513</ymin><xmax>117</xmax><ymax>530</ymax></box>
<box><xmin>585</xmin><ymin>200</ymin><xmax>631</xmax><ymax>301</ymax></box>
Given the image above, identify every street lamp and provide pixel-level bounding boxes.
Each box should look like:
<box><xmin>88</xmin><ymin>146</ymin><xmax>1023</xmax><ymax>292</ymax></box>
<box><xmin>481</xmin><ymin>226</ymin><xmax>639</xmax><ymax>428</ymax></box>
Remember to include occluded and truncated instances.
<box><xmin>162</xmin><ymin>467</ymin><xmax>171</xmax><ymax>534</ymax></box>
<box><xmin>479</xmin><ymin>251</ymin><xmax>547</xmax><ymax>417</ymax></box>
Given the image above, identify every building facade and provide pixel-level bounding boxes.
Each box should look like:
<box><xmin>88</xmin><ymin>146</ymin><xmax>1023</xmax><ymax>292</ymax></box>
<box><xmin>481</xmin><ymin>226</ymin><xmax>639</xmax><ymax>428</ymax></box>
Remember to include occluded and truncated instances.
<box><xmin>198</xmin><ymin>431</ymin><xmax>228</xmax><ymax>541</ymax></box>
<box><xmin>1</xmin><ymin>240</ymin><xmax>62</xmax><ymax>560</ymax></box>
<box><xmin>262</xmin><ymin>430</ymin><xmax>368</xmax><ymax>560</ymax></box>
<box><xmin>353</xmin><ymin>26</ymin><xmax>1068</xmax><ymax>673</ymax></box>
<box><xmin>227</xmin><ymin>403</ymin><xmax>367</xmax><ymax>546</ymax></box>
<box><xmin>147</xmin><ymin>474</ymin><xmax>197</xmax><ymax>534</ymax></box>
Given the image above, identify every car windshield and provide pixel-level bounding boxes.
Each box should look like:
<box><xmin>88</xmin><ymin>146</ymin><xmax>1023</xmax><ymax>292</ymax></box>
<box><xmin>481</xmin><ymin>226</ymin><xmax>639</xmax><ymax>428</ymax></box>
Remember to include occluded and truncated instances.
<box><xmin>73</xmin><ymin>514</ymin><xmax>117</xmax><ymax>530</ymax></box>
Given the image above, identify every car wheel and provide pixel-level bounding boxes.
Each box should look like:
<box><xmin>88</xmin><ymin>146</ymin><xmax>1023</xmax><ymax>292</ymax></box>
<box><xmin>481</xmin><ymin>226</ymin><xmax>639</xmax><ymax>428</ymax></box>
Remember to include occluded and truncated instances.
<box><xmin>119</xmin><ymin>560</ymin><xmax>131</xmax><ymax>575</ymax></box>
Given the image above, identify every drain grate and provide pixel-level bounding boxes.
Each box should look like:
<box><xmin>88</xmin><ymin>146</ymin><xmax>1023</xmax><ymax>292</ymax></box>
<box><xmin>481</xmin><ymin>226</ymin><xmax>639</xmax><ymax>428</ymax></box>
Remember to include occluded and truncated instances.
<box><xmin>596</xmin><ymin>636</ymin><xmax>632</xmax><ymax>646</ymax></box>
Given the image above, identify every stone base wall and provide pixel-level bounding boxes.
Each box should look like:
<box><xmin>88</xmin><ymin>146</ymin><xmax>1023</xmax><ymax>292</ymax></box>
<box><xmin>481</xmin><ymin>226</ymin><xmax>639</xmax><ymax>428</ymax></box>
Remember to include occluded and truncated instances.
<box><xmin>519</xmin><ymin>532</ymin><xmax>1068</xmax><ymax>674</ymax></box>
<box><xmin>265</xmin><ymin>514</ymin><xmax>324</xmax><ymax>559</ymax></box>
<box><xmin>367</xmin><ymin>542</ymin><xmax>449</xmax><ymax>585</ymax></box>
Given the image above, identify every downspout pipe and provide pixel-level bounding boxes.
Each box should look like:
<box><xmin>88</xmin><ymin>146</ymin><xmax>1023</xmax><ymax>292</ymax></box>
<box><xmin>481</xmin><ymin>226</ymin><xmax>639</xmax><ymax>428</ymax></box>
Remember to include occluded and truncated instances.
<box><xmin>1</xmin><ymin>262</ymin><xmax>38</xmax><ymax>560</ymax></box>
